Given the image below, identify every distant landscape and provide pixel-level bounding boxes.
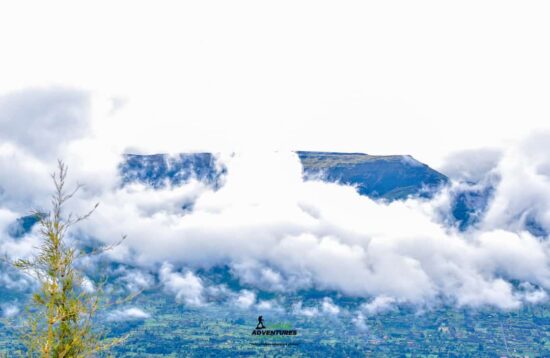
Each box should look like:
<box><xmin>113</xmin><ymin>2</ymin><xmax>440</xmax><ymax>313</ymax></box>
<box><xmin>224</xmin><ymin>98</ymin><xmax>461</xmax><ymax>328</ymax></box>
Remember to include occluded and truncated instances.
<box><xmin>2</xmin><ymin>151</ymin><xmax>549</xmax><ymax>356</ymax></box>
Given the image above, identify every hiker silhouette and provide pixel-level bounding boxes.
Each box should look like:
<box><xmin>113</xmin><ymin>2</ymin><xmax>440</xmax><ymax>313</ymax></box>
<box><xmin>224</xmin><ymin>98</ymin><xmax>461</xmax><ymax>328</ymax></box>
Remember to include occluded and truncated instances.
<box><xmin>256</xmin><ymin>315</ymin><xmax>266</xmax><ymax>329</ymax></box>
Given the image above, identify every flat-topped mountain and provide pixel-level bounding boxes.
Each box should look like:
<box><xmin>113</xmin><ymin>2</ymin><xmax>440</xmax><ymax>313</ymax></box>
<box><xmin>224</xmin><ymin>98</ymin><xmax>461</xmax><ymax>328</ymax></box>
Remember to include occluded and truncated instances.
<box><xmin>297</xmin><ymin>151</ymin><xmax>448</xmax><ymax>200</ymax></box>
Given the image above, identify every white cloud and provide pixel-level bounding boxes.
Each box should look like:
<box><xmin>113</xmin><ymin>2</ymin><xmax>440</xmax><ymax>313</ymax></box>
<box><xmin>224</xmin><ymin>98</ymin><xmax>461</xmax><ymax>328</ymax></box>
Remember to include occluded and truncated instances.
<box><xmin>0</xmin><ymin>88</ymin><xmax>90</xmax><ymax>159</ymax></box>
<box><xmin>361</xmin><ymin>296</ymin><xmax>397</xmax><ymax>315</ymax></box>
<box><xmin>256</xmin><ymin>299</ymin><xmax>283</xmax><ymax>312</ymax></box>
<box><xmin>107</xmin><ymin>307</ymin><xmax>150</xmax><ymax>322</ymax></box>
<box><xmin>291</xmin><ymin>298</ymin><xmax>341</xmax><ymax>317</ymax></box>
<box><xmin>1</xmin><ymin>2</ymin><xmax>550</xmax><ymax>166</ymax></box>
<box><xmin>518</xmin><ymin>283</ymin><xmax>548</xmax><ymax>304</ymax></box>
<box><xmin>439</xmin><ymin>148</ymin><xmax>502</xmax><ymax>182</ymax></box>
<box><xmin>116</xmin><ymin>268</ymin><xmax>155</xmax><ymax>293</ymax></box>
<box><xmin>159</xmin><ymin>263</ymin><xmax>205</xmax><ymax>306</ymax></box>
<box><xmin>479</xmin><ymin>136</ymin><xmax>550</xmax><ymax>235</ymax></box>
<box><xmin>232</xmin><ymin>290</ymin><xmax>256</xmax><ymax>309</ymax></box>
<box><xmin>351</xmin><ymin>312</ymin><xmax>368</xmax><ymax>331</ymax></box>
<box><xmin>1</xmin><ymin>303</ymin><xmax>20</xmax><ymax>318</ymax></box>
<box><xmin>292</xmin><ymin>301</ymin><xmax>319</xmax><ymax>318</ymax></box>
<box><xmin>81</xmin><ymin>276</ymin><xmax>95</xmax><ymax>293</ymax></box>
<box><xmin>321</xmin><ymin>298</ymin><xmax>340</xmax><ymax>315</ymax></box>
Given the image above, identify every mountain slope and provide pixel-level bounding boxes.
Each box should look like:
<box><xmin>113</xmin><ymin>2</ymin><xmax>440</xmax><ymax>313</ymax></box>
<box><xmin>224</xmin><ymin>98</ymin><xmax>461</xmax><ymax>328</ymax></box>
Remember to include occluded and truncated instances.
<box><xmin>120</xmin><ymin>153</ymin><xmax>226</xmax><ymax>189</ymax></box>
<box><xmin>120</xmin><ymin>151</ymin><xmax>448</xmax><ymax>201</ymax></box>
<box><xmin>298</xmin><ymin>151</ymin><xmax>448</xmax><ymax>200</ymax></box>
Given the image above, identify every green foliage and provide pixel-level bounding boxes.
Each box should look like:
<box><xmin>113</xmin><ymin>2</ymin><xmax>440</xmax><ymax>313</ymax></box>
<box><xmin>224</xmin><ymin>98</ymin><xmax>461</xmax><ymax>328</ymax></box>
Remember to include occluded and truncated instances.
<box><xmin>298</xmin><ymin>152</ymin><xmax>400</xmax><ymax>170</ymax></box>
<box><xmin>12</xmin><ymin>161</ymin><xmax>124</xmax><ymax>357</ymax></box>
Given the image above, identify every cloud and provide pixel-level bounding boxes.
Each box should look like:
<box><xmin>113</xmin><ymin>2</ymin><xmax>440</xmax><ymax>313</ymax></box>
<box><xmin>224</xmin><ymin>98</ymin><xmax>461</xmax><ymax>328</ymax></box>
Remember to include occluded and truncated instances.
<box><xmin>439</xmin><ymin>148</ymin><xmax>502</xmax><ymax>182</ymax></box>
<box><xmin>107</xmin><ymin>307</ymin><xmax>150</xmax><ymax>322</ymax></box>
<box><xmin>479</xmin><ymin>137</ymin><xmax>550</xmax><ymax>236</ymax></box>
<box><xmin>232</xmin><ymin>290</ymin><xmax>256</xmax><ymax>309</ymax></box>
<box><xmin>3</xmin><ymin>2</ymin><xmax>550</xmax><ymax>167</ymax></box>
<box><xmin>292</xmin><ymin>301</ymin><xmax>319</xmax><ymax>317</ymax></box>
<box><xmin>81</xmin><ymin>276</ymin><xmax>95</xmax><ymax>293</ymax></box>
<box><xmin>62</xmin><ymin>148</ymin><xmax>550</xmax><ymax>311</ymax></box>
<box><xmin>116</xmin><ymin>268</ymin><xmax>155</xmax><ymax>293</ymax></box>
<box><xmin>361</xmin><ymin>296</ymin><xmax>397</xmax><ymax>315</ymax></box>
<box><xmin>256</xmin><ymin>299</ymin><xmax>283</xmax><ymax>312</ymax></box>
<box><xmin>1</xmin><ymin>303</ymin><xmax>20</xmax><ymax>318</ymax></box>
<box><xmin>1</xmin><ymin>92</ymin><xmax>550</xmax><ymax>313</ymax></box>
<box><xmin>351</xmin><ymin>312</ymin><xmax>368</xmax><ymax>331</ymax></box>
<box><xmin>0</xmin><ymin>87</ymin><xmax>90</xmax><ymax>160</ymax></box>
<box><xmin>291</xmin><ymin>297</ymin><xmax>341</xmax><ymax>317</ymax></box>
<box><xmin>230</xmin><ymin>260</ymin><xmax>292</xmax><ymax>292</ymax></box>
<box><xmin>320</xmin><ymin>298</ymin><xmax>340</xmax><ymax>315</ymax></box>
<box><xmin>518</xmin><ymin>283</ymin><xmax>548</xmax><ymax>304</ymax></box>
<box><xmin>0</xmin><ymin>88</ymin><xmax>120</xmax><ymax>215</ymax></box>
<box><xmin>159</xmin><ymin>263</ymin><xmax>205</xmax><ymax>306</ymax></box>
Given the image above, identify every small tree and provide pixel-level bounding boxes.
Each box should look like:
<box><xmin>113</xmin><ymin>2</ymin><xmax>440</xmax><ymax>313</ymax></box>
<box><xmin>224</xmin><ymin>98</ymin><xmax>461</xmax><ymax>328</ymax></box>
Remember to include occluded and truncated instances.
<box><xmin>13</xmin><ymin>161</ymin><xmax>123</xmax><ymax>357</ymax></box>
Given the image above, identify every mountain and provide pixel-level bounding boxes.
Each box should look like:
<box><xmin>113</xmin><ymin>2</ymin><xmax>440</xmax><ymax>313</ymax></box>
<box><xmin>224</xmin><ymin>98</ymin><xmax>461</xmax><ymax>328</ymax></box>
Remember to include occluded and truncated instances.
<box><xmin>297</xmin><ymin>151</ymin><xmax>448</xmax><ymax>200</ymax></box>
<box><xmin>120</xmin><ymin>151</ymin><xmax>448</xmax><ymax>200</ymax></box>
<box><xmin>7</xmin><ymin>214</ymin><xmax>41</xmax><ymax>238</ymax></box>
<box><xmin>8</xmin><ymin>151</ymin><xmax>480</xmax><ymax>238</ymax></box>
<box><xmin>120</xmin><ymin>153</ymin><xmax>226</xmax><ymax>189</ymax></box>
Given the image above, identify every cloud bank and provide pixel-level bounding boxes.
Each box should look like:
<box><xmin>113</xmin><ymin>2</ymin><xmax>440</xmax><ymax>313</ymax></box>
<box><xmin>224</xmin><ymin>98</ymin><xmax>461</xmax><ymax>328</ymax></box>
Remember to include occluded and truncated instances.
<box><xmin>76</xmin><ymin>148</ymin><xmax>550</xmax><ymax>310</ymax></box>
<box><xmin>1</xmin><ymin>88</ymin><xmax>550</xmax><ymax>314</ymax></box>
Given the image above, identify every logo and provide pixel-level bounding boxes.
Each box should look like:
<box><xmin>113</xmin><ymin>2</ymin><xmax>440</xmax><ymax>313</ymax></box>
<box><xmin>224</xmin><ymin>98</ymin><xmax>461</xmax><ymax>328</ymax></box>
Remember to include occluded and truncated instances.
<box><xmin>256</xmin><ymin>315</ymin><xmax>266</xmax><ymax>329</ymax></box>
<box><xmin>251</xmin><ymin>316</ymin><xmax>298</xmax><ymax>336</ymax></box>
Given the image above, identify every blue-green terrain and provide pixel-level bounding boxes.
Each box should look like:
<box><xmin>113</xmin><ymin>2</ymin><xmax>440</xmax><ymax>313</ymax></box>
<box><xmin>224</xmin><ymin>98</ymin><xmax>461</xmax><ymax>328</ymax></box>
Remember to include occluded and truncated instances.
<box><xmin>297</xmin><ymin>151</ymin><xmax>447</xmax><ymax>200</ymax></box>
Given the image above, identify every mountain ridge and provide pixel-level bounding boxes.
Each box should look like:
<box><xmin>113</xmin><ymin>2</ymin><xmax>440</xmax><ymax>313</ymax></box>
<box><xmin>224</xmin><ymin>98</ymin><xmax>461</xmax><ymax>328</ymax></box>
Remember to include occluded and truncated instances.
<box><xmin>121</xmin><ymin>151</ymin><xmax>449</xmax><ymax>201</ymax></box>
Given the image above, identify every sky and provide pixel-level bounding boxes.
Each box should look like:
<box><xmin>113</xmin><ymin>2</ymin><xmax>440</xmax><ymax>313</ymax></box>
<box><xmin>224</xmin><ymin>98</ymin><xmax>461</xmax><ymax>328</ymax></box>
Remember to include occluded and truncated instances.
<box><xmin>1</xmin><ymin>1</ymin><xmax>550</xmax><ymax>167</ymax></box>
<box><xmin>1</xmin><ymin>1</ymin><xmax>550</xmax><ymax>316</ymax></box>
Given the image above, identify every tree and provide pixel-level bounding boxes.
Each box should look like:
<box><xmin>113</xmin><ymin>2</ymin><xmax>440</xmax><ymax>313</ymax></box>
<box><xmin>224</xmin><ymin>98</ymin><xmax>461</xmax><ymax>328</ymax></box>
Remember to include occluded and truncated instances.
<box><xmin>12</xmin><ymin>161</ymin><xmax>124</xmax><ymax>357</ymax></box>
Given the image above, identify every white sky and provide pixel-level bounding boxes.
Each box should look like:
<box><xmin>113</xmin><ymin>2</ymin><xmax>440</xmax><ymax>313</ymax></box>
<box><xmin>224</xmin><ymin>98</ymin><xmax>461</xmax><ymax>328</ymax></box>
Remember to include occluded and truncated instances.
<box><xmin>1</xmin><ymin>0</ymin><xmax>549</xmax><ymax>167</ymax></box>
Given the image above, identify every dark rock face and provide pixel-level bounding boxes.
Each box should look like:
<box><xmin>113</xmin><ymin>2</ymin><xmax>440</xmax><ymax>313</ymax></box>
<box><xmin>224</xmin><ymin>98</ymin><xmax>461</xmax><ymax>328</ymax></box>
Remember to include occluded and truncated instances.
<box><xmin>449</xmin><ymin>185</ymin><xmax>494</xmax><ymax>231</ymax></box>
<box><xmin>7</xmin><ymin>214</ymin><xmax>41</xmax><ymax>238</ymax></box>
<box><xmin>120</xmin><ymin>153</ymin><xmax>226</xmax><ymax>189</ymax></box>
<box><xmin>297</xmin><ymin>151</ymin><xmax>448</xmax><ymax>200</ymax></box>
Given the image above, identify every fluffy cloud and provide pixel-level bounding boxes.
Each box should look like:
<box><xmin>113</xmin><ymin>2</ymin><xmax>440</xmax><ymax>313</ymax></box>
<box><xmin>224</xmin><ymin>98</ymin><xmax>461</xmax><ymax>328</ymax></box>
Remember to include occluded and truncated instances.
<box><xmin>0</xmin><ymin>87</ymin><xmax>90</xmax><ymax>160</ymax></box>
<box><xmin>292</xmin><ymin>301</ymin><xmax>320</xmax><ymax>317</ymax></box>
<box><xmin>291</xmin><ymin>298</ymin><xmax>342</xmax><ymax>317</ymax></box>
<box><xmin>107</xmin><ymin>307</ymin><xmax>150</xmax><ymax>322</ymax></box>
<box><xmin>351</xmin><ymin>312</ymin><xmax>368</xmax><ymax>331</ymax></box>
<box><xmin>159</xmin><ymin>263</ymin><xmax>205</xmax><ymax>306</ymax></box>
<box><xmin>439</xmin><ymin>148</ymin><xmax>502</xmax><ymax>182</ymax></box>
<box><xmin>0</xmin><ymin>88</ymin><xmax>120</xmax><ymax>213</ymax></box>
<box><xmin>320</xmin><ymin>298</ymin><xmax>340</xmax><ymax>315</ymax></box>
<box><xmin>1</xmin><ymin>303</ymin><xmax>20</xmax><ymax>318</ymax></box>
<box><xmin>116</xmin><ymin>268</ymin><xmax>155</xmax><ymax>293</ymax></box>
<box><xmin>361</xmin><ymin>296</ymin><xmax>397</xmax><ymax>315</ymax></box>
<box><xmin>232</xmin><ymin>290</ymin><xmax>256</xmax><ymax>309</ymax></box>
<box><xmin>480</xmin><ymin>140</ymin><xmax>550</xmax><ymax>235</ymax></box>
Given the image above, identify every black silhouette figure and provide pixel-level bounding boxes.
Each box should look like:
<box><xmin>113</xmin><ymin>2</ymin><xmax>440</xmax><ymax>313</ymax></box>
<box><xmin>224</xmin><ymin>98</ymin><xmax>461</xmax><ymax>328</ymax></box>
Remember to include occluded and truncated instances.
<box><xmin>256</xmin><ymin>315</ymin><xmax>266</xmax><ymax>329</ymax></box>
